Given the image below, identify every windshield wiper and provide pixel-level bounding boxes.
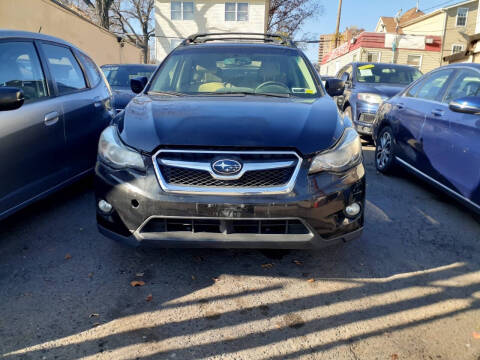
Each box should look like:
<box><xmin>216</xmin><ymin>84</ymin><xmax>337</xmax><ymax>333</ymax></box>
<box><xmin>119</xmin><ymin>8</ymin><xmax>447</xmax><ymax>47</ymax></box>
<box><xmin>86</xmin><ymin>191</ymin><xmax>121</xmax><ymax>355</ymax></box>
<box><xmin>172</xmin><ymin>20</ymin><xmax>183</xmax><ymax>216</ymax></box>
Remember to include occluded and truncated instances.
<box><xmin>253</xmin><ymin>92</ymin><xmax>291</xmax><ymax>98</ymax></box>
<box><xmin>195</xmin><ymin>91</ymin><xmax>291</xmax><ymax>98</ymax></box>
<box><xmin>190</xmin><ymin>92</ymin><xmax>247</xmax><ymax>97</ymax></box>
<box><xmin>147</xmin><ymin>90</ymin><xmax>184</xmax><ymax>96</ymax></box>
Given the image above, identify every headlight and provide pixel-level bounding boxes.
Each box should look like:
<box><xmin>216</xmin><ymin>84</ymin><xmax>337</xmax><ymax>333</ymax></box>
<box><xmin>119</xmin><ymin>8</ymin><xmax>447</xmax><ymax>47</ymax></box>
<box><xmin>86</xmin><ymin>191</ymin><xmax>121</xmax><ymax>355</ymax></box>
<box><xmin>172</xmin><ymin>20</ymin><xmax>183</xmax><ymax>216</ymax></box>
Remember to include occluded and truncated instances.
<box><xmin>357</xmin><ymin>93</ymin><xmax>385</xmax><ymax>104</ymax></box>
<box><xmin>98</xmin><ymin>126</ymin><xmax>145</xmax><ymax>171</ymax></box>
<box><xmin>309</xmin><ymin>128</ymin><xmax>362</xmax><ymax>174</ymax></box>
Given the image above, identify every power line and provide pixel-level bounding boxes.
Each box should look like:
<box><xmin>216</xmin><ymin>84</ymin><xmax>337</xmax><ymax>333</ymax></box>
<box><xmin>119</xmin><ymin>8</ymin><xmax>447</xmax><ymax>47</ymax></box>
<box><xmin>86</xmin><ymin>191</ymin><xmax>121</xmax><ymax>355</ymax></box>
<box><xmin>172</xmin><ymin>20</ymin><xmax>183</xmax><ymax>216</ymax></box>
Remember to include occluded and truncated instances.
<box><xmin>420</xmin><ymin>0</ymin><xmax>459</xmax><ymax>12</ymax></box>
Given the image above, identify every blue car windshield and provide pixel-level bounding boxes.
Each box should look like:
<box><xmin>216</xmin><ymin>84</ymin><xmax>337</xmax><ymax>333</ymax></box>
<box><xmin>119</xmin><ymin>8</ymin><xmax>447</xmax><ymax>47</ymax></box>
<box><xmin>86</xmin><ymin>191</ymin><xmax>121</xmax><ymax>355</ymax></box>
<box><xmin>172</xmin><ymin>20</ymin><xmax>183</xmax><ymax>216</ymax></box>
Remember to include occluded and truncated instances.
<box><xmin>102</xmin><ymin>65</ymin><xmax>155</xmax><ymax>88</ymax></box>
<box><xmin>149</xmin><ymin>47</ymin><xmax>321</xmax><ymax>98</ymax></box>
<box><xmin>356</xmin><ymin>64</ymin><xmax>422</xmax><ymax>85</ymax></box>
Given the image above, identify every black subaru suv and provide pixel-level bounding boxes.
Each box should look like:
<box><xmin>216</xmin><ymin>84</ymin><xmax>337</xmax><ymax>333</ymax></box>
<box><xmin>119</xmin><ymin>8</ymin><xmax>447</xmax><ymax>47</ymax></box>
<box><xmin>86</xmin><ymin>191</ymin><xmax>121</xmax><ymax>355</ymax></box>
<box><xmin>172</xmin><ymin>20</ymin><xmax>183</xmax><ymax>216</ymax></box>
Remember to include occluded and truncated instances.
<box><xmin>95</xmin><ymin>33</ymin><xmax>365</xmax><ymax>249</ymax></box>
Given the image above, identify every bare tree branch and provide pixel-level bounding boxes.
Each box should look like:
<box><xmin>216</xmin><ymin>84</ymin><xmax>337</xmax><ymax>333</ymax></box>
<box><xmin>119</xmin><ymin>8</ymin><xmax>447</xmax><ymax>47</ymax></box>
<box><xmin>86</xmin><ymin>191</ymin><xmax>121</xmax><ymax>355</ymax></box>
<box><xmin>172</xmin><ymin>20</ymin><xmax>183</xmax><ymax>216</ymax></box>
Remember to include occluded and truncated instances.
<box><xmin>268</xmin><ymin>0</ymin><xmax>323</xmax><ymax>37</ymax></box>
<box><xmin>112</xmin><ymin>0</ymin><xmax>155</xmax><ymax>63</ymax></box>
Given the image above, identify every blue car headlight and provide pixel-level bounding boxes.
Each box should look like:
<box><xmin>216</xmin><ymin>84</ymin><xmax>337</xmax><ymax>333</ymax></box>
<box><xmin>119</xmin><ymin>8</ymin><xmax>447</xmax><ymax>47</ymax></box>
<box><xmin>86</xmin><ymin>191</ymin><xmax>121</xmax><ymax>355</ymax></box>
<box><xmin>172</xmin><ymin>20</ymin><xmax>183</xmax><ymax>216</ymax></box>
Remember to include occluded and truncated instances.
<box><xmin>357</xmin><ymin>93</ymin><xmax>387</xmax><ymax>105</ymax></box>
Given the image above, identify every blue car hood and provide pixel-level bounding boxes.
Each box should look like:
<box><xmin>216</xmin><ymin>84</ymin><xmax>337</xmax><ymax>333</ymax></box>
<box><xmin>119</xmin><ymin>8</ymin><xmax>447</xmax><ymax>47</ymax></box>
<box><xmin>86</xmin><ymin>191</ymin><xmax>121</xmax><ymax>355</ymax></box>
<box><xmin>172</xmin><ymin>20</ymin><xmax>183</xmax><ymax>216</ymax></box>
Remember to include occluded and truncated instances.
<box><xmin>355</xmin><ymin>83</ymin><xmax>407</xmax><ymax>98</ymax></box>
<box><xmin>112</xmin><ymin>87</ymin><xmax>136</xmax><ymax>110</ymax></box>
<box><xmin>118</xmin><ymin>94</ymin><xmax>346</xmax><ymax>156</ymax></box>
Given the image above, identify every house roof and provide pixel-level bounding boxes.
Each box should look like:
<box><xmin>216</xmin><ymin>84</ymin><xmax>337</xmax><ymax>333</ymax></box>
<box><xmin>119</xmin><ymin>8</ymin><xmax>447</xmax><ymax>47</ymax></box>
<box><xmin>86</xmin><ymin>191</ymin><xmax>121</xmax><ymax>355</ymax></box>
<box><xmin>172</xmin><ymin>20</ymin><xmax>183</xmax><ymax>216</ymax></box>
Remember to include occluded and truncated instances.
<box><xmin>379</xmin><ymin>17</ymin><xmax>402</xmax><ymax>34</ymax></box>
<box><xmin>377</xmin><ymin>8</ymin><xmax>424</xmax><ymax>34</ymax></box>
<box><xmin>399</xmin><ymin>7</ymin><xmax>424</xmax><ymax>23</ymax></box>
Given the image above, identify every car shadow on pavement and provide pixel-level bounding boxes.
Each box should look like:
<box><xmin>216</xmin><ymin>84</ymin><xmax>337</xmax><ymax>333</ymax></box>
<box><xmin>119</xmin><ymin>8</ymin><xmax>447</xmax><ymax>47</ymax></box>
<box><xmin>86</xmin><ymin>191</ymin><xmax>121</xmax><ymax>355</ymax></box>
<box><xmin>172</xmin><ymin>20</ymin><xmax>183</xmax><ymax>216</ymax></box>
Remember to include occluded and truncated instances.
<box><xmin>1</xmin><ymin>150</ymin><xmax>480</xmax><ymax>359</ymax></box>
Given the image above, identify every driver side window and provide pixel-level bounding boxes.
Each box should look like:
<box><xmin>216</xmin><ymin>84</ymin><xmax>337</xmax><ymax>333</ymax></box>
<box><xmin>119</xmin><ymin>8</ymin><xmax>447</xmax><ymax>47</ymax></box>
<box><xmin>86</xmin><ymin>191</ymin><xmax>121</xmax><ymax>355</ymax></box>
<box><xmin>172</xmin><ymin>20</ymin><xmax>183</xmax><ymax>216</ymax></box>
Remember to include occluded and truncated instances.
<box><xmin>443</xmin><ymin>69</ymin><xmax>480</xmax><ymax>103</ymax></box>
<box><xmin>341</xmin><ymin>66</ymin><xmax>352</xmax><ymax>82</ymax></box>
<box><xmin>407</xmin><ymin>69</ymin><xmax>454</xmax><ymax>101</ymax></box>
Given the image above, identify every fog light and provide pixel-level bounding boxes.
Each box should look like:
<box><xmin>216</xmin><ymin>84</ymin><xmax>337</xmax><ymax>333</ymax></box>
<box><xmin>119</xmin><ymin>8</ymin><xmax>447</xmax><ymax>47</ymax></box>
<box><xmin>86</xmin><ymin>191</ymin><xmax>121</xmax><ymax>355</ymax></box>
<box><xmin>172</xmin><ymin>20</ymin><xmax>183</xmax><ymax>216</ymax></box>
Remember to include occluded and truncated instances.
<box><xmin>345</xmin><ymin>202</ymin><xmax>361</xmax><ymax>217</ymax></box>
<box><xmin>98</xmin><ymin>199</ymin><xmax>113</xmax><ymax>213</ymax></box>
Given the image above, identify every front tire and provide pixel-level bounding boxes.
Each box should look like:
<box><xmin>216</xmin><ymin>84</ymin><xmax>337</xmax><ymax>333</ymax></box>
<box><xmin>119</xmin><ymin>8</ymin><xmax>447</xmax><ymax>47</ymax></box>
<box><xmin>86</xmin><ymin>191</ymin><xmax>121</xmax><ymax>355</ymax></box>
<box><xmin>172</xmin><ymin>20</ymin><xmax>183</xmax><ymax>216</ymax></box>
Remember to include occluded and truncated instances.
<box><xmin>375</xmin><ymin>126</ymin><xmax>395</xmax><ymax>173</ymax></box>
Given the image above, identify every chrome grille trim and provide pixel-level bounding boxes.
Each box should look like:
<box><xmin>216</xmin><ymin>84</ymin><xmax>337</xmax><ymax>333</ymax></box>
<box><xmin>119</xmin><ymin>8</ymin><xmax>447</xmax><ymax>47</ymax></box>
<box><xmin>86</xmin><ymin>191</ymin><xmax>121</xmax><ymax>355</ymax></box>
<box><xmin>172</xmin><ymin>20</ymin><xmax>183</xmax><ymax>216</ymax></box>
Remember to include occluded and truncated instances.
<box><xmin>152</xmin><ymin>149</ymin><xmax>303</xmax><ymax>195</ymax></box>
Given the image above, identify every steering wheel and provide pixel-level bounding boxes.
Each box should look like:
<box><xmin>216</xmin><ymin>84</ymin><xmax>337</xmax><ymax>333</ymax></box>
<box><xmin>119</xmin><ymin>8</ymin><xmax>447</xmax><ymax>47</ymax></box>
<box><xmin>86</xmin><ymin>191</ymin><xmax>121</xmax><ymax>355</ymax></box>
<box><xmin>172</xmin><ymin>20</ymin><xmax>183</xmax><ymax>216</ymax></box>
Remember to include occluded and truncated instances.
<box><xmin>255</xmin><ymin>81</ymin><xmax>290</xmax><ymax>93</ymax></box>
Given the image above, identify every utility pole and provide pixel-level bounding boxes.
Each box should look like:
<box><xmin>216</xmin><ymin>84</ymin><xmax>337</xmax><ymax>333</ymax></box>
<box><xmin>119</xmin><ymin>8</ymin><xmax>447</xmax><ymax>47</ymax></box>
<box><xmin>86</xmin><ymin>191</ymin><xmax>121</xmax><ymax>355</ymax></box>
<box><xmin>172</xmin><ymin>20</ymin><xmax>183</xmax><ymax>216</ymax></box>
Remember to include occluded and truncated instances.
<box><xmin>334</xmin><ymin>0</ymin><xmax>343</xmax><ymax>48</ymax></box>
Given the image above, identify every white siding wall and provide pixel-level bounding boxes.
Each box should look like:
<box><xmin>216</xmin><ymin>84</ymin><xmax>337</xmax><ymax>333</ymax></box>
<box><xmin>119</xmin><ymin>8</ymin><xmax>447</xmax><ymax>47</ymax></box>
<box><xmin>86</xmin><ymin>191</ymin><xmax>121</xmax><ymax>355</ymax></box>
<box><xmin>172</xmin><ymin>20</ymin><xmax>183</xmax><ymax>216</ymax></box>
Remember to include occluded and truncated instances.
<box><xmin>155</xmin><ymin>0</ymin><xmax>268</xmax><ymax>61</ymax></box>
<box><xmin>321</xmin><ymin>47</ymin><xmax>441</xmax><ymax>76</ymax></box>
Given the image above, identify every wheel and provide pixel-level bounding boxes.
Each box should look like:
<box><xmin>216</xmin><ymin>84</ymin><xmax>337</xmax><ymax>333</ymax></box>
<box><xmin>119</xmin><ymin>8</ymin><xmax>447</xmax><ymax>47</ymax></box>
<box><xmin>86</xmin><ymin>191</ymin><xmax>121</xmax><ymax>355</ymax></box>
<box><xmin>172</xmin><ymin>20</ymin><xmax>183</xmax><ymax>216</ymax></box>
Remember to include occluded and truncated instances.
<box><xmin>375</xmin><ymin>126</ymin><xmax>396</xmax><ymax>173</ymax></box>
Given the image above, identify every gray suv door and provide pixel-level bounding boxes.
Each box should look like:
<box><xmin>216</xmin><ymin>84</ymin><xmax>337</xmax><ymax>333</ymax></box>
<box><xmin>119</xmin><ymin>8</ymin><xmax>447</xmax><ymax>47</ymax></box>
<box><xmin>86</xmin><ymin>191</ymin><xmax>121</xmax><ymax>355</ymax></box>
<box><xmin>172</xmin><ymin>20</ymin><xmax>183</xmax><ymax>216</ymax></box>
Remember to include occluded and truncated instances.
<box><xmin>0</xmin><ymin>40</ymin><xmax>66</xmax><ymax>218</ymax></box>
<box><xmin>40</xmin><ymin>42</ymin><xmax>111</xmax><ymax>174</ymax></box>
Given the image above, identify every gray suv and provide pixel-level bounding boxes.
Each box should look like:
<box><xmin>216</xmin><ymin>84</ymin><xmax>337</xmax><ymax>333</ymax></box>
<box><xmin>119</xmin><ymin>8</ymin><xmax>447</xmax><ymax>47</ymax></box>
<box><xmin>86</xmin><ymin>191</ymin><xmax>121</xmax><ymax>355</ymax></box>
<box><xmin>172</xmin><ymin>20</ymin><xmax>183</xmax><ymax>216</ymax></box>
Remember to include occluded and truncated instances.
<box><xmin>0</xmin><ymin>30</ymin><xmax>113</xmax><ymax>220</ymax></box>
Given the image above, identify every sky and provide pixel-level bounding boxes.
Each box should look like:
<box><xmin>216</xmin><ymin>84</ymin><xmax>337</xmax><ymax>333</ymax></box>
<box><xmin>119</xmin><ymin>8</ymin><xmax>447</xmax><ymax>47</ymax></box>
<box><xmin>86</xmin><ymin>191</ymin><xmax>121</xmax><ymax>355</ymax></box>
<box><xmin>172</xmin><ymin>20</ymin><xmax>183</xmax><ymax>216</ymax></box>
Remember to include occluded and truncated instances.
<box><xmin>298</xmin><ymin>0</ymin><xmax>466</xmax><ymax>63</ymax></box>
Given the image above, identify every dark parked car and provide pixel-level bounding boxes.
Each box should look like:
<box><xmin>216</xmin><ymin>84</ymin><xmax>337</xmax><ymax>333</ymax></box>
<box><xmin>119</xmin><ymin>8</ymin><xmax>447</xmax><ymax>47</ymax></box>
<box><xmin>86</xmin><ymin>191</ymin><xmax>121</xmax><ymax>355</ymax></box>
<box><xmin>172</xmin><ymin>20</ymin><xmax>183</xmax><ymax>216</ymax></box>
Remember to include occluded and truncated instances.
<box><xmin>0</xmin><ymin>30</ymin><xmax>113</xmax><ymax>220</ymax></box>
<box><xmin>335</xmin><ymin>62</ymin><xmax>422</xmax><ymax>137</ymax></box>
<box><xmin>373</xmin><ymin>64</ymin><xmax>480</xmax><ymax>214</ymax></box>
<box><xmin>101</xmin><ymin>64</ymin><xmax>156</xmax><ymax>112</ymax></box>
<box><xmin>95</xmin><ymin>33</ymin><xmax>366</xmax><ymax>249</ymax></box>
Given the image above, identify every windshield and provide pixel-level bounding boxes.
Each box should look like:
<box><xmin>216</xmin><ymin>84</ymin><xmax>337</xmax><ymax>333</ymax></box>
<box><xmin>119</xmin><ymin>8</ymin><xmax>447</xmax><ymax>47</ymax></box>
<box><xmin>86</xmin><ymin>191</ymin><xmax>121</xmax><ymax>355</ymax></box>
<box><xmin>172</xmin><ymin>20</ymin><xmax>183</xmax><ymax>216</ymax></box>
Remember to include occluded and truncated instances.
<box><xmin>355</xmin><ymin>64</ymin><xmax>422</xmax><ymax>85</ymax></box>
<box><xmin>102</xmin><ymin>65</ymin><xmax>156</xmax><ymax>88</ymax></box>
<box><xmin>148</xmin><ymin>47</ymin><xmax>320</xmax><ymax>98</ymax></box>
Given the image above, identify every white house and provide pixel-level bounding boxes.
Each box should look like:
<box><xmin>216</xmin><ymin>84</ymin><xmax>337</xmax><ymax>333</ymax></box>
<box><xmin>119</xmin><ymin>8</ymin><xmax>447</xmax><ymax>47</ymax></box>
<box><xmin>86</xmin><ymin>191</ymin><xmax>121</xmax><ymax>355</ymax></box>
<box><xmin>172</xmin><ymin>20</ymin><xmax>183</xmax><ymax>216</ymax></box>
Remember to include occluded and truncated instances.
<box><xmin>155</xmin><ymin>0</ymin><xmax>270</xmax><ymax>61</ymax></box>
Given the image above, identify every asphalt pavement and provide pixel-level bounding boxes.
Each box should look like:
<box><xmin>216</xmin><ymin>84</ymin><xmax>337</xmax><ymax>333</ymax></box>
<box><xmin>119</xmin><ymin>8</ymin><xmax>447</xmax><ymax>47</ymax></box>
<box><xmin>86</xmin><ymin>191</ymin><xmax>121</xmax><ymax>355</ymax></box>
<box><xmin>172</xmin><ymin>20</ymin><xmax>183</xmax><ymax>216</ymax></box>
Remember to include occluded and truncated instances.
<box><xmin>1</xmin><ymin>145</ymin><xmax>479</xmax><ymax>360</ymax></box>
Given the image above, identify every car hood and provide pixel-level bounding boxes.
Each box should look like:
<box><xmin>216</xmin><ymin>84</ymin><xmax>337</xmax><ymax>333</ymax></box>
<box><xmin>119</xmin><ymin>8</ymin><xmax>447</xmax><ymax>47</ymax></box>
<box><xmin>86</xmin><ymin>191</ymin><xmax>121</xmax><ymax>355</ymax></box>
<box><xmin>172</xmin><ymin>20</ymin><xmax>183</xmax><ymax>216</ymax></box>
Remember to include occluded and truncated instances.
<box><xmin>355</xmin><ymin>83</ymin><xmax>406</xmax><ymax>98</ymax></box>
<box><xmin>112</xmin><ymin>87</ymin><xmax>135</xmax><ymax>110</ymax></box>
<box><xmin>118</xmin><ymin>94</ymin><xmax>346</xmax><ymax>156</ymax></box>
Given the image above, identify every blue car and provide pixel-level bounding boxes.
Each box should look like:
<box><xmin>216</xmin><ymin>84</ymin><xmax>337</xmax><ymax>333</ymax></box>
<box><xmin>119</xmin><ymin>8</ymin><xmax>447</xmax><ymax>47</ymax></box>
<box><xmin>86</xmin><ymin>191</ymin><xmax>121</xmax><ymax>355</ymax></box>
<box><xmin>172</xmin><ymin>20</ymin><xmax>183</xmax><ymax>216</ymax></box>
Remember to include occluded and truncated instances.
<box><xmin>101</xmin><ymin>64</ymin><xmax>156</xmax><ymax>113</ymax></box>
<box><xmin>335</xmin><ymin>62</ymin><xmax>422</xmax><ymax>137</ymax></box>
<box><xmin>373</xmin><ymin>64</ymin><xmax>480</xmax><ymax>214</ymax></box>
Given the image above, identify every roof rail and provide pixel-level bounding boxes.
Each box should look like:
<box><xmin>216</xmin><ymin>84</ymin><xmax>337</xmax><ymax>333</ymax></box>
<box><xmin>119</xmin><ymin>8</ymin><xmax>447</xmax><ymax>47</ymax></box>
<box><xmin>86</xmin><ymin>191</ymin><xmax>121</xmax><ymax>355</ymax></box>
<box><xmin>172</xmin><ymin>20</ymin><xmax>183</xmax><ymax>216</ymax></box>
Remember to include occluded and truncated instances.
<box><xmin>182</xmin><ymin>33</ymin><xmax>296</xmax><ymax>47</ymax></box>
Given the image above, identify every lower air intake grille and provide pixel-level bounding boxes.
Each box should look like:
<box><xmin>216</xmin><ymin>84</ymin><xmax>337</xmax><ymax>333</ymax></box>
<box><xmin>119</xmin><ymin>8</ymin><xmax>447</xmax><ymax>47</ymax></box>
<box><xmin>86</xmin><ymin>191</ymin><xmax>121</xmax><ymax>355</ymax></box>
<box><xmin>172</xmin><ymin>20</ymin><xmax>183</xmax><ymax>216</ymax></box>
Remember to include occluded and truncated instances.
<box><xmin>140</xmin><ymin>218</ymin><xmax>310</xmax><ymax>235</ymax></box>
<box><xmin>359</xmin><ymin>113</ymin><xmax>376</xmax><ymax>123</ymax></box>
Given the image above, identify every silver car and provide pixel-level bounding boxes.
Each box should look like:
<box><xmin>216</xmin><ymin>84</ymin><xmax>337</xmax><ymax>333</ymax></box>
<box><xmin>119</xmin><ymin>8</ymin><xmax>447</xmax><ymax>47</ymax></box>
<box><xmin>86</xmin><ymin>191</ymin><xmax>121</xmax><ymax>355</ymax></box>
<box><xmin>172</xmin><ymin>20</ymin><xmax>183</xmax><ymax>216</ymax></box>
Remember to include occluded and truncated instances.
<box><xmin>0</xmin><ymin>30</ymin><xmax>113</xmax><ymax>220</ymax></box>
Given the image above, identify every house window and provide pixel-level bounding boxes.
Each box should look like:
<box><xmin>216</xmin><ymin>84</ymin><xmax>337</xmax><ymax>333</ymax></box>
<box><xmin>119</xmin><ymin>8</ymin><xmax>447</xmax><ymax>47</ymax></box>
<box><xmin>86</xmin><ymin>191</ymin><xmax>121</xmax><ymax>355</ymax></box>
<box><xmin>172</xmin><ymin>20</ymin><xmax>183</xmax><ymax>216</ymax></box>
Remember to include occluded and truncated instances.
<box><xmin>225</xmin><ymin>2</ymin><xmax>248</xmax><ymax>21</ymax></box>
<box><xmin>452</xmin><ymin>44</ymin><xmax>464</xmax><ymax>54</ymax></box>
<box><xmin>367</xmin><ymin>52</ymin><xmax>379</xmax><ymax>62</ymax></box>
<box><xmin>407</xmin><ymin>54</ymin><xmax>422</xmax><ymax>69</ymax></box>
<box><xmin>456</xmin><ymin>8</ymin><xmax>468</xmax><ymax>27</ymax></box>
<box><xmin>171</xmin><ymin>2</ymin><xmax>194</xmax><ymax>20</ymax></box>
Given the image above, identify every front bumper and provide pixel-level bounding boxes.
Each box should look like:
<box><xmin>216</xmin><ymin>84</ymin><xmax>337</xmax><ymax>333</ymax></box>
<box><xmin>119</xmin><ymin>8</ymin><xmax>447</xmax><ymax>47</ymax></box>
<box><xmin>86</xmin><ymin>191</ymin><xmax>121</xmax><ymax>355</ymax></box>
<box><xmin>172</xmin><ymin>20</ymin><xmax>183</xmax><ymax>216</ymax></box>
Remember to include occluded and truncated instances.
<box><xmin>352</xmin><ymin>102</ymin><xmax>379</xmax><ymax>136</ymax></box>
<box><xmin>95</xmin><ymin>159</ymin><xmax>366</xmax><ymax>249</ymax></box>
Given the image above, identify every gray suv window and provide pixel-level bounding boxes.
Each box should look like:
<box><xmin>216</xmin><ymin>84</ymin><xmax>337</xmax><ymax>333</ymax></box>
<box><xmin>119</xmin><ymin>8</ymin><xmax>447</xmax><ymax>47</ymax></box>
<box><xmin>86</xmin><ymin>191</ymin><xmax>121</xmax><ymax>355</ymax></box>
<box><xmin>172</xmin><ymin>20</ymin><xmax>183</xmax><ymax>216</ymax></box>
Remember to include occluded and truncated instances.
<box><xmin>78</xmin><ymin>52</ymin><xmax>101</xmax><ymax>87</ymax></box>
<box><xmin>0</xmin><ymin>41</ymin><xmax>48</xmax><ymax>102</ymax></box>
<box><xmin>42</xmin><ymin>43</ymin><xmax>86</xmax><ymax>95</ymax></box>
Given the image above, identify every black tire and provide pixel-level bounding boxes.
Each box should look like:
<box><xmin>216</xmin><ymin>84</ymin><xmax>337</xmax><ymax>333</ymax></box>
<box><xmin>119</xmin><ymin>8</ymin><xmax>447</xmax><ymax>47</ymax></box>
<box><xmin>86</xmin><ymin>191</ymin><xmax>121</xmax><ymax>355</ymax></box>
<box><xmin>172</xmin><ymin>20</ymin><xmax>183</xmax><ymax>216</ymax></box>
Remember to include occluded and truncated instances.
<box><xmin>375</xmin><ymin>126</ymin><xmax>396</xmax><ymax>173</ymax></box>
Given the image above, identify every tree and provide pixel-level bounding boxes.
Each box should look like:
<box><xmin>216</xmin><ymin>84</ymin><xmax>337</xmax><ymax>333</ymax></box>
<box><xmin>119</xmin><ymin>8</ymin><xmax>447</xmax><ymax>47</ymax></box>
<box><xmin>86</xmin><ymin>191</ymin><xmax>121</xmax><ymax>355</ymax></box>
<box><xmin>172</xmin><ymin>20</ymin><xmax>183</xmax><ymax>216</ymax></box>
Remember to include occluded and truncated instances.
<box><xmin>111</xmin><ymin>0</ymin><xmax>155</xmax><ymax>64</ymax></box>
<box><xmin>81</xmin><ymin>0</ymin><xmax>115</xmax><ymax>29</ymax></box>
<box><xmin>268</xmin><ymin>0</ymin><xmax>322</xmax><ymax>37</ymax></box>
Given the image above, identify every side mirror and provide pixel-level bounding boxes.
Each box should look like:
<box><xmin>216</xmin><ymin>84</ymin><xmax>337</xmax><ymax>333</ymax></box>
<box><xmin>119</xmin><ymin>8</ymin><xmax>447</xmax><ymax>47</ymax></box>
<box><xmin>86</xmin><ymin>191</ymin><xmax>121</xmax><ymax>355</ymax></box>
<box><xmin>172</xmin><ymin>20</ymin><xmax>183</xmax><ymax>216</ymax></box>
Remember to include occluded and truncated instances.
<box><xmin>449</xmin><ymin>96</ymin><xmax>480</xmax><ymax>114</ymax></box>
<box><xmin>325</xmin><ymin>78</ymin><xmax>345</xmax><ymax>97</ymax></box>
<box><xmin>0</xmin><ymin>87</ymin><xmax>24</xmax><ymax>111</ymax></box>
<box><xmin>130</xmin><ymin>76</ymin><xmax>148</xmax><ymax>94</ymax></box>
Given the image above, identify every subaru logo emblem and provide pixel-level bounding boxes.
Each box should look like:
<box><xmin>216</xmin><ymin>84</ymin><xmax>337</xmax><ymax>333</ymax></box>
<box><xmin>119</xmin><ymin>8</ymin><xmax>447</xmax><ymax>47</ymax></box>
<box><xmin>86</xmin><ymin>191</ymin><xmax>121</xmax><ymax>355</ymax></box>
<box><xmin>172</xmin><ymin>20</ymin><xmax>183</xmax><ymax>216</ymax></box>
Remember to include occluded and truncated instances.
<box><xmin>212</xmin><ymin>159</ymin><xmax>242</xmax><ymax>175</ymax></box>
